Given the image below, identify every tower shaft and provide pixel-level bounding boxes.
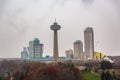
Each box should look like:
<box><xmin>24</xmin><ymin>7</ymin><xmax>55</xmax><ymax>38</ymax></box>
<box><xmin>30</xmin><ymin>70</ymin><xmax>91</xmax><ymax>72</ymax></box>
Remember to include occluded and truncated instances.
<box><xmin>53</xmin><ymin>30</ymin><xmax>58</xmax><ymax>63</ymax></box>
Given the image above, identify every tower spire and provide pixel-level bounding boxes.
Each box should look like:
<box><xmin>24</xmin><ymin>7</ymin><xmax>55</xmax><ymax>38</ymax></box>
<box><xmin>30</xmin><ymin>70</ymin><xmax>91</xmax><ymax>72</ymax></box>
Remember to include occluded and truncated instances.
<box><xmin>55</xmin><ymin>18</ymin><xmax>56</xmax><ymax>22</ymax></box>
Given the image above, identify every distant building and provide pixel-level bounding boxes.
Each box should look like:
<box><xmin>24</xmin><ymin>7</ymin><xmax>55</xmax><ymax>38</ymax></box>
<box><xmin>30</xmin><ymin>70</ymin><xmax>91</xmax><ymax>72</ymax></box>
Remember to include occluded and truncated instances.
<box><xmin>84</xmin><ymin>27</ymin><xmax>94</xmax><ymax>60</ymax></box>
<box><xmin>21</xmin><ymin>38</ymin><xmax>72</xmax><ymax>62</ymax></box>
<box><xmin>73</xmin><ymin>40</ymin><xmax>83</xmax><ymax>60</ymax></box>
<box><xmin>21</xmin><ymin>38</ymin><xmax>44</xmax><ymax>60</ymax></box>
<box><xmin>33</xmin><ymin>38</ymin><xmax>43</xmax><ymax>59</ymax></box>
<box><xmin>94</xmin><ymin>52</ymin><xmax>104</xmax><ymax>61</ymax></box>
<box><xmin>65</xmin><ymin>49</ymin><xmax>73</xmax><ymax>59</ymax></box>
<box><xmin>21</xmin><ymin>47</ymin><xmax>28</xmax><ymax>59</ymax></box>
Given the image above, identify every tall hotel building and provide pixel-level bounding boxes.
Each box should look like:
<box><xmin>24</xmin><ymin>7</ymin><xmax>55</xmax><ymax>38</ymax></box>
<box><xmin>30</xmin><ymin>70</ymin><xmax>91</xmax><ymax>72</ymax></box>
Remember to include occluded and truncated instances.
<box><xmin>28</xmin><ymin>38</ymin><xmax>44</xmax><ymax>59</ymax></box>
<box><xmin>73</xmin><ymin>40</ymin><xmax>83</xmax><ymax>60</ymax></box>
<box><xmin>84</xmin><ymin>27</ymin><xmax>94</xmax><ymax>59</ymax></box>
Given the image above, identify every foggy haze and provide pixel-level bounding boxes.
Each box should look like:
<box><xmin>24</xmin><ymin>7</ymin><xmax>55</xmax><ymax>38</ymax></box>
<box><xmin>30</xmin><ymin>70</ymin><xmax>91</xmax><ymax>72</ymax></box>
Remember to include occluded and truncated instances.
<box><xmin>0</xmin><ymin>0</ymin><xmax>120</xmax><ymax>58</ymax></box>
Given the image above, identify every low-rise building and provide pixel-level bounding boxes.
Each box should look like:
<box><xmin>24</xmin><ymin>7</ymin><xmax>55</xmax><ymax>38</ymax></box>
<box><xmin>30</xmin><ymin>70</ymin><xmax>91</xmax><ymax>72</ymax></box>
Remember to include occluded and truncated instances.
<box><xmin>65</xmin><ymin>49</ymin><xmax>73</xmax><ymax>59</ymax></box>
<box><xmin>94</xmin><ymin>52</ymin><xmax>104</xmax><ymax>61</ymax></box>
<box><xmin>21</xmin><ymin>47</ymin><xmax>29</xmax><ymax>59</ymax></box>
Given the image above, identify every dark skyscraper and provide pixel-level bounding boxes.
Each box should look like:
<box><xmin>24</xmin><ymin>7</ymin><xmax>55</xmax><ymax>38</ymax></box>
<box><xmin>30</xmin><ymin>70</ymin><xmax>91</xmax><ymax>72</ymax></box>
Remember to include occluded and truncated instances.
<box><xmin>50</xmin><ymin>21</ymin><xmax>61</xmax><ymax>63</ymax></box>
<box><xmin>84</xmin><ymin>27</ymin><xmax>94</xmax><ymax>59</ymax></box>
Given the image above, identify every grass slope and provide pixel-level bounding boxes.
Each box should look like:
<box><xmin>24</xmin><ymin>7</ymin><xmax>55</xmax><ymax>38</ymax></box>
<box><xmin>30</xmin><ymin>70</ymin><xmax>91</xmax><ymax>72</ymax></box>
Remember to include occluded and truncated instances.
<box><xmin>82</xmin><ymin>71</ymin><xmax>101</xmax><ymax>80</ymax></box>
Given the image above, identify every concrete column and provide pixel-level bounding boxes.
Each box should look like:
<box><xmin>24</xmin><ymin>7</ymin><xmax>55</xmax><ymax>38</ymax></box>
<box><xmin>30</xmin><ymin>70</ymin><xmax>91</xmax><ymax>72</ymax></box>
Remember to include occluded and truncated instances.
<box><xmin>53</xmin><ymin>30</ymin><xmax>58</xmax><ymax>63</ymax></box>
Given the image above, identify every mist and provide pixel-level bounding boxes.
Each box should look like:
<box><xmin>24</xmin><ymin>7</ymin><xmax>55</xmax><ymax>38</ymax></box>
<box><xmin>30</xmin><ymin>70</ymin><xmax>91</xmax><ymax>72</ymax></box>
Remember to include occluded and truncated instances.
<box><xmin>0</xmin><ymin>0</ymin><xmax>120</xmax><ymax>58</ymax></box>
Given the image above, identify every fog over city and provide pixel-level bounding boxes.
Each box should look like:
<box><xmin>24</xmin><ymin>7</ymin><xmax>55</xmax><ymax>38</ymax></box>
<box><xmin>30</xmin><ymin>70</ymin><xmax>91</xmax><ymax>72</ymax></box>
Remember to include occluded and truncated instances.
<box><xmin>0</xmin><ymin>0</ymin><xmax>120</xmax><ymax>58</ymax></box>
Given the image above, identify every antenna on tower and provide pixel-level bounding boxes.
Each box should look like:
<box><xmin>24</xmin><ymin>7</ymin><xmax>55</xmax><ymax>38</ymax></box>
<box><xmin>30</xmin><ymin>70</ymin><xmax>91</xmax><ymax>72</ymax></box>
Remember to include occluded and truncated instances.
<box><xmin>55</xmin><ymin>18</ymin><xmax>56</xmax><ymax>22</ymax></box>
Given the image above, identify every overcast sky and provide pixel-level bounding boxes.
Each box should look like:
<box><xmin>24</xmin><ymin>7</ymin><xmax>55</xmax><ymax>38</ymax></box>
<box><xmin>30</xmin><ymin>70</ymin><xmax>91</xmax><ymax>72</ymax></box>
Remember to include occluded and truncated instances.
<box><xmin>0</xmin><ymin>0</ymin><xmax>120</xmax><ymax>58</ymax></box>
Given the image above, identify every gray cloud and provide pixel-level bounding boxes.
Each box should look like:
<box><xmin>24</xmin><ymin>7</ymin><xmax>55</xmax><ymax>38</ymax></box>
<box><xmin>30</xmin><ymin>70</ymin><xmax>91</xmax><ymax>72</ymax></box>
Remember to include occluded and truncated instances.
<box><xmin>0</xmin><ymin>0</ymin><xmax>120</xmax><ymax>57</ymax></box>
<box><xmin>81</xmin><ymin>0</ymin><xmax>94</xmax><ymax>5</ymax></box>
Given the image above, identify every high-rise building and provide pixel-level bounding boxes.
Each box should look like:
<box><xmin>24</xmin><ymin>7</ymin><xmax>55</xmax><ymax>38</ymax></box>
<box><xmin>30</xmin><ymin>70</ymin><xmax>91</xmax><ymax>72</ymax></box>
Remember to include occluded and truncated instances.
<box><xmin>21</xmin><ymin>47</ymin><xmax>29</xmax><ymax>59</ymax></box>
<box><xmin>28</xmin><ymin>38</ymin><xmax>44</xmax><ymax>59</ymax></box>
<box><xmin>73</xmin><ymin>40</ymin><xmax>83</xmax><ymax>60</ymax></box>
<box><xmin>84</xmin><ymin>27</ymin><xmax>94</xmax><ymax>60</ymax></box>
<box><xmin>33</xmin><ymin>38</ymin><xmax>43</xmax><ymax>59</ymax></box>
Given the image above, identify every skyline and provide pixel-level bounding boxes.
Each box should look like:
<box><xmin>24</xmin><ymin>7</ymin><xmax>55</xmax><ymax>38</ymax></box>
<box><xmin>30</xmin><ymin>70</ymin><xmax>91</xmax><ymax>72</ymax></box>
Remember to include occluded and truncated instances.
<box><xmin>0</xmin><ymin>0</ymin><xmax>120</xmax><ymax>58</ymax></box>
